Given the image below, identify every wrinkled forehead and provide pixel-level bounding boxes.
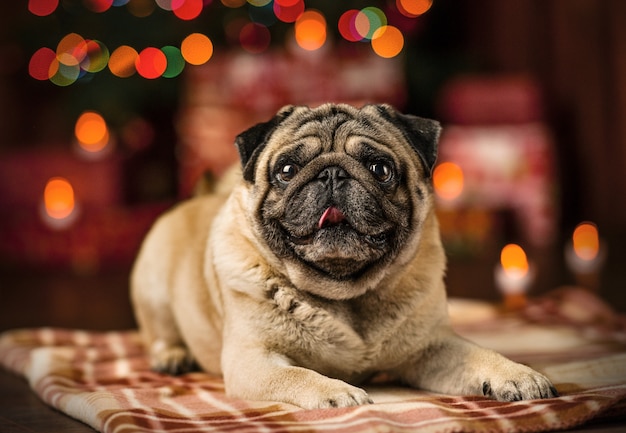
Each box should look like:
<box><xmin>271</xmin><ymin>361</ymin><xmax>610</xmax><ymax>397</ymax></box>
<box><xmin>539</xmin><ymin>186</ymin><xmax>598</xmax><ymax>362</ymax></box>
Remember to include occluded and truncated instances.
<box><xmin>267</xmin><ymin>105</ymin><xmax>407</xmax><ymax>158</ymax></box>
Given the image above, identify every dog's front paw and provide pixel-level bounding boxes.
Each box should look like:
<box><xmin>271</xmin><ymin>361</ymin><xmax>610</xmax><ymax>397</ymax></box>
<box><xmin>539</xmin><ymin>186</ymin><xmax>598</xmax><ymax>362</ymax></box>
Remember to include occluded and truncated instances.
<box><xmin>298</xmin><ymin>379</ymin><xmax>373</xmax><ymax>409</ymax></box>
<box><xmin>149</xmin><ymin>340</ymin><xmax>196</xmax><ymax>375</ymax></box>
<box><xmin>482</xmin><ymin>364</ymin><xmax>558</xmax><ymax>401</ymax></box>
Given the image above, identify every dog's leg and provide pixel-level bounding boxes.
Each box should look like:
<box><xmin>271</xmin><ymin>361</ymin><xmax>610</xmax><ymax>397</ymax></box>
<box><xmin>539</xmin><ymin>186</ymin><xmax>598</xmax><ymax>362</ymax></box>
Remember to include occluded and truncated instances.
<box><xmin>395</xmin><ymin>329</ymin><xmax>558</xmax><ymax>401</ymax></box>
<box><xmin>131</xmin><ymin>263</ymin><xmax>195</xmax><ymax>375</ymax></box>
<box><xmin>221</xmin><ymin>344</ymin><xmax>372</xmax><ymax>409</ymax></box>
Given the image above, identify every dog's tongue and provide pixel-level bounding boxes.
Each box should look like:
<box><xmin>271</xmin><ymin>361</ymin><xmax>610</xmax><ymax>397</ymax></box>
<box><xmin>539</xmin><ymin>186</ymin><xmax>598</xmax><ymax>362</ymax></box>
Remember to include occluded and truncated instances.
<box><xmin>318</xmin><ymin>206</ymin><xmax>345</xmax><ymax>229</ymax></box>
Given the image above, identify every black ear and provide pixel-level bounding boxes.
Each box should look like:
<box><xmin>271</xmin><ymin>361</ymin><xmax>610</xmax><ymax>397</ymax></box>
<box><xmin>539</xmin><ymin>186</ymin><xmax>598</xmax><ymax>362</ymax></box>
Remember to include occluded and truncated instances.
<box><xmin>235</xmin><ymin>105</ymin><xmax>296</xmax><ymax>182</ymax></box>
<box><xmin>372</xmin><ymin>104</ymin><xmax>441</xmax><ymax>177</ymax></box>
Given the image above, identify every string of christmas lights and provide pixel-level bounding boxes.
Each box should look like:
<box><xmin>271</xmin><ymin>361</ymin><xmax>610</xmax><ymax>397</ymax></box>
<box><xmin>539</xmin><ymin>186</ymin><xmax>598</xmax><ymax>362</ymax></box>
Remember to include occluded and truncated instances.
<box><xmin>27</xmin><ymin>0</ymin><xmax>433</xmax><ymax>85</ymax></box>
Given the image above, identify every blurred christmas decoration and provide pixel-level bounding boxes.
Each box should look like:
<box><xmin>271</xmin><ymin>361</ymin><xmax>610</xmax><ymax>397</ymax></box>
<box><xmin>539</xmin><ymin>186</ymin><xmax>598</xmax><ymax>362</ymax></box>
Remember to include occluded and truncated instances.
<box><xmin>434</xmin><ymin>75</ymin><xmax>559</xmax><ymax>253</ymax></box>
<box><xmin>4</xmin><ymin>0</ymin><xmax>431</xmax><ymax>271</ymax></box>
<box><xmin>25</xmin><ymin>0</ymin><xmax>433</xmax><ymax>86</ymax></box>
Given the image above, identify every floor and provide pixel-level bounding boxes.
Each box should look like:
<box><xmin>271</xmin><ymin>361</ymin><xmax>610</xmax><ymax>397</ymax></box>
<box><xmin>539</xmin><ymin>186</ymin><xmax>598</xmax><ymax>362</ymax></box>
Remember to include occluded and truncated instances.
<box><xmin>0</xmin><ymin>369</ymin><xmax>97</xmax><ymax>433</ymax></box>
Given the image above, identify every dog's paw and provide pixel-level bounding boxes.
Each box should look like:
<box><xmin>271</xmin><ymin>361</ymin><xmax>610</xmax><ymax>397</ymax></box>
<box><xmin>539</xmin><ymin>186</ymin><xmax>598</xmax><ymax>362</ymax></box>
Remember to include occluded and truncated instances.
<box><xmin>149</xmin><ymin>340</ymin><xmax>196</xmax><ymax>375</ymax></box>
<box><xmin>298</xmin><ymin>380</ymin><xmax>373</xmax><ymax>409</ymax></box>
<box><xmin>482</xmin><ymin>364</ymin><xmax>558</xmax><ymax>401</ymax></box>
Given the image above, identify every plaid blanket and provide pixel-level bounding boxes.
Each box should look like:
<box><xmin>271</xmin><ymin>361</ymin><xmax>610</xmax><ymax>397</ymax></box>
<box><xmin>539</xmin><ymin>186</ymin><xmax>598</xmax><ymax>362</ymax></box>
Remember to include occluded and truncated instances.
<box><xmin>2</xmin><ymin>292</ymin><xmax>626</xmax><ymax>433</ymax></box>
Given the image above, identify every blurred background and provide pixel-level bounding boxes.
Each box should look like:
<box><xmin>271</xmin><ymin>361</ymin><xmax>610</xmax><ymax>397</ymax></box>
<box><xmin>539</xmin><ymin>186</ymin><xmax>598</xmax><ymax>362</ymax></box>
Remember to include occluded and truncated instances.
<box><xmin>0</xmin><ymin>0</ymin><xmax>625</xmax><ymax>332</ymax></box>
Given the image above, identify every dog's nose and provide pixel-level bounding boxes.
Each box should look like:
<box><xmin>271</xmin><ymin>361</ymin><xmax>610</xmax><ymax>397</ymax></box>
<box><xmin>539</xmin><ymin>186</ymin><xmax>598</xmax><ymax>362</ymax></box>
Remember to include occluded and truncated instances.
<box><xmin>317</xmin><ymin>166</ymin><xmax>348</xmax><ymax>187</ymax></box>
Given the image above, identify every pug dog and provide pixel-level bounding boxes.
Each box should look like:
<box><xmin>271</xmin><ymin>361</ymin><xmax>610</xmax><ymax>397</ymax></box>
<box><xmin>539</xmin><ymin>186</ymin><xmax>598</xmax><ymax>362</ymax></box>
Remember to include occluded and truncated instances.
<box><xmin>131</xmin><ymin>103</ymin><xmax>558</xmax><ymax>409</ymax></box>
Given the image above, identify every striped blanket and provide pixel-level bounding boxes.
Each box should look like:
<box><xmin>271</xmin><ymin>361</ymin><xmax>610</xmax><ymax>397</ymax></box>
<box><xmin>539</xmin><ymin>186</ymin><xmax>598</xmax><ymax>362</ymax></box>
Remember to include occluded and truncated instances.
<box><xmin>1</xmin><ymin>291</ymin><xmax>626</xmax><ymax>433</ymax></box>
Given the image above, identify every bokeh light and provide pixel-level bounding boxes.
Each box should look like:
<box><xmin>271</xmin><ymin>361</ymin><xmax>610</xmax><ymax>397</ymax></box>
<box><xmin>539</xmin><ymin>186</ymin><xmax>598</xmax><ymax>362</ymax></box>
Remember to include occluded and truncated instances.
<box><xmin>83</xmin><ymin>0</ymin><xmax>114</xmax><ymax>13</ymax></box>
<box><xmin>28</xmin><ymin>0</ymin><xmax>59</xmax><ymax>17</ymax></box>
<box><xmin>371</xmin><ymin>25</ymin><xmax>404</xmax><ymax>58</ymax></box>
<box><xmin>109</xmin><ymin>45</ymin><xmax>138</xmax><ymax>77</ymax></box>
<box><xmin>358</xmin><ymin>7</ymin><xmax>387</xmax><ymax>40</ymax></box>
<box><xmin>338</xmin><ymin>6</ymin><xmax>392</xmax><ymax>49</ymax></box>
<box><xmin>248</xmin><ymin>0</ymin><xmax>271</xmax><ymax>6</ymax></box>
<box><xmin>397</xmin><ymin>0</ymin><xmax>433</xmax><ymax>18</ymax></box>
<box><xmin>56</xmin><ymin>33</ymin><xmax>87</xmax><ymax>67</ymax></box>
<box><xmin>29</xmin><ymin>1</ymin><xmax>434</xmax><ymax>83</ymax></box>
<box><xmin>338</xmin><ymin>10</ymin><xmax>362</xmax><ymax>42</ymax></box>
<box><xmin>173</xmin><ymin>0</ymin><xmax>204</xmax><ymax>20</ymax></box>
<box><xmin>135</xmin><ymin>47</ymin><xmax>167</xmax><ymax>79</ymax></box>
<box><xmin>81</xmin><ymin>40</ymin><xmax>110</xmax><ymax>73</ymax></box>
<box><xmin>155</xmin><ymin>0</ymin><xmax>174</xmax><ymax>11</ymax></box>
<box><xmin>181</xmin><ymin>33</ymin><xmax>213</xmax><ymax>65</ymax></box>
<box><xmin>75</xmin><ymin>111</ymin><xmax>110</xmax><ymax>153</ymax></box>
<box><xmin>433</xmin><ymin>162</ymin><xmax>464</xmax><ymax>201</ymax></box>
<box><xmin>49</xmin><ymin>61</ymin><xmax>80</xmax><ymax>86</ymax></box>
<box><xmin>127</xmin><ymin>0</ymin><xmax>155</xmax><ymax>17</ymax></box>
<box><xmin>239</xmin><ymin>23</ymin><xmax>271</xmax><ymax>54</ymax></box>
<box><xmin>161</xmin><ymin>45</ymin><xmax>185</xmax><ymax>78</ymax></box>
<box><xmin>274</xmin><ymin>0</ymin><xmax>304</xmax><ymax>23</ymax></box>
<box><xmin>221</xmin><ymin>0</ymin><xmax>246</xmax><ymax>7</ymax></box>
<box><xmin>29</xmin><ymin>48</ymin><xmax>56</xmax><ymax>81</ymax></box>
<box><xmin>295</xmin><ymin>10</ymin><xmax>326</xmax><ymax>51</ymax></box>
<box><xmin>43</xmin><ymin>177</ymin><xmax>76</xmax><ymax>221</ymax></box>
<box><xmin>573</xmin><ymin>222</ymin><xmax>600</xmax><ymax>261</ymax></box>
<box><xmin>500</xmin><ymin>244</ymin><xmax>529</xmax><ymax>277</ymax></box>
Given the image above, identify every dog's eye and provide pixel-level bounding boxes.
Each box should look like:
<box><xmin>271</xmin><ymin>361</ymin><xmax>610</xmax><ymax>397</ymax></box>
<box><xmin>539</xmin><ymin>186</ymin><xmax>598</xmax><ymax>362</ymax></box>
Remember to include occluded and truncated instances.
<box><xmin>276</xmin><ymin>164</ymin><xmax>299</xmax><ymax>183</ymax></box>
<box><xmin>369</xmin><ymin>162</ymin><xmax>393</xmax><ymax>183</ymax></box>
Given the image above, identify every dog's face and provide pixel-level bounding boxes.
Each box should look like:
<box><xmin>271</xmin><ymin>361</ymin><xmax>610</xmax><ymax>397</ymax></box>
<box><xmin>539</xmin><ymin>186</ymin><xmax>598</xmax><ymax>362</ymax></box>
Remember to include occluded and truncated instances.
<box><xmin>235</xmin><ymin>104</ymin><xmax>441</xmax><ymax>300</ymax></box>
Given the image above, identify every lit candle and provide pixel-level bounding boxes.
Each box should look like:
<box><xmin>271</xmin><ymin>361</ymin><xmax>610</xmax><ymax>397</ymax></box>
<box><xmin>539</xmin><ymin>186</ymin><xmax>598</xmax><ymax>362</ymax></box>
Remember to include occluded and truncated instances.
<box><xmin>73</xmin><ymin>111</ymin><xmax>113</xmax><ymax>160</ymax></box>
<box><xmin>433</xmin><ymin>161</ymin><xmax>464</xmax><ymax>208</ymax></box>
<box><xmin>564</xmin><ymin>222</ymin><xmax>606</xmax><ymax>291</ymax></box>
<box><xmin>39</xmin><ymin>177</ymin><xmax>80</xmax><ymax>230</ymax></box>
<box><xmin>495</xmin><ymin>243</ymin><xmax>534</xmax><ymax>310</ymax></box>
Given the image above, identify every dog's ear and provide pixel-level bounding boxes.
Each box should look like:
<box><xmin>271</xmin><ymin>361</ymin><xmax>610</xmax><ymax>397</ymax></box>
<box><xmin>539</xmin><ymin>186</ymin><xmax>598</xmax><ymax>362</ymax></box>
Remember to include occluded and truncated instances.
<box><xmin>371</xmin><ymin>104</ymin><xmax>441</xmax><ymax>177</ymax></box>
<box><xmin>235</xmin><ymin>105</ymin><xmax>296</xmax><ymax>182</ymax></box>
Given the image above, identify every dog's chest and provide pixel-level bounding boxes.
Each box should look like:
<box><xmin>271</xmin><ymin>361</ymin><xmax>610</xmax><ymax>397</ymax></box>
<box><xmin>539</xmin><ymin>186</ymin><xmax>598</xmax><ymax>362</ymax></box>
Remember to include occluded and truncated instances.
<box><xmin>263</xmin><ymin>286</ymin><xmax>418</xmax><ymax>379</ymax></box>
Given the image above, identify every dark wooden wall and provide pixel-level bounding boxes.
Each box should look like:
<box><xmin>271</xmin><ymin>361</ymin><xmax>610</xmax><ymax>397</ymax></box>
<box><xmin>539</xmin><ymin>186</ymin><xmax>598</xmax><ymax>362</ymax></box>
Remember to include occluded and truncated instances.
<box><xmin>464</xmin><ymin>0</ymin><xmax>626</xmax><ymax>236</ymax></box>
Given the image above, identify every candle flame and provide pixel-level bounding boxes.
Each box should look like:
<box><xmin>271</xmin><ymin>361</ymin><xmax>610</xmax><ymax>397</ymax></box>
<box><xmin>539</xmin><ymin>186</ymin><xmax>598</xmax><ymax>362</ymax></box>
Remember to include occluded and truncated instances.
<box><xmin>500</xmin><ymin>243</ymin><xmax>529</xmax><ymax>277</ymax></box>
<box><xmin>433</xmin><ymin>162</ymin><xmax>464</xmax><ymax>201</ymax></box>
<box><xmin>44</xmin><ymin>177</ymin><xmax>75</xmax><ymax>220</ymax></box>
<box><xmin>573</xmin><ymin>222</ymin><xmax>599</xmax><ymax>261</ymax></box>
<box><xmin>75</xmin><ymin>111</ymin><xmax>109</xmax><ymax>153</ymax></box>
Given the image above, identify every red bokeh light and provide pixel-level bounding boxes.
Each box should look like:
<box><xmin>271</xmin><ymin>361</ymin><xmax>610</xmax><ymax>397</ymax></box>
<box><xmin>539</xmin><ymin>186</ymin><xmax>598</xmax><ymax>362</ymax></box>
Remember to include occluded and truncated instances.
<box><xmin>135</xmin><ymin>47</ymin><xmax>167</xmax><ymax>79</ymax></box>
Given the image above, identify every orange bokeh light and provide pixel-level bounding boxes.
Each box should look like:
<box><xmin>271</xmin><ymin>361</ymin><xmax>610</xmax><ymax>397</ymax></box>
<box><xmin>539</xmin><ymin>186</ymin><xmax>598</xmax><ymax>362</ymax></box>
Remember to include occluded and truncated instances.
<box><xmin>44</xmin><ymin>177</ymin><xmax>75</xmax><ymax>220</ymax></box>
<box><xmin>573</xmin><ymin>222</ymin><xmax>600</xmax><ymax>261</ymax></box>
<box><xmin>433</xmin><ymin>162</ymin><xmax>464</xmax><ymax>201</ymax></box>
<box><xmin>109</xmin><ymin>45</ymin><xmax>138</xmax><ymax>77</ymax></box>
<box><xmin>500</xmin><ymin>244</ymin><xmax>529</xmax><ymax>277</ymax></box>
<box><xmin>371</xmin><ymin>25</ymin><xmax>404</xmax><ymax>58</ymax></box>
<box><xmin>397</xmin><ymin>0</ymin><xmax>433</xmax><ymax>18</ymax></box>
<box><xmin>75</xmin><ymin>111</ymin><xmax>109</xmax><ymax>152</ymax></box>
<box><xmin>181</xmin><ymin>33</ymin><xmax>214</xmax><ymax>65</ymax></box>
<box><xmin>56</xmin><ymin>33</ymin><xmax>87</xmax><ymax>67</ymax></box>
<box><xmin>295</xmin><ymin>10</ymin><xmax>327</xmax><ymax>51</ymax></box>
